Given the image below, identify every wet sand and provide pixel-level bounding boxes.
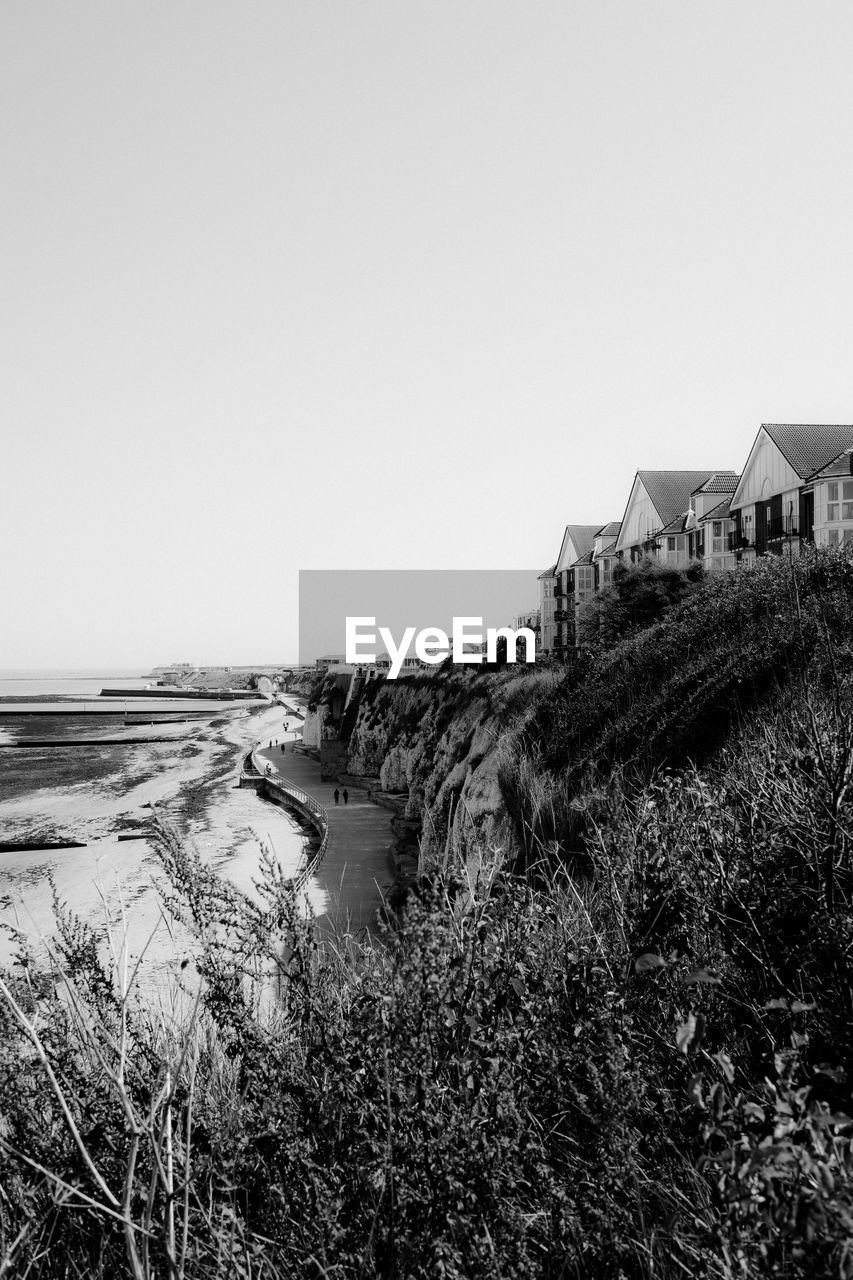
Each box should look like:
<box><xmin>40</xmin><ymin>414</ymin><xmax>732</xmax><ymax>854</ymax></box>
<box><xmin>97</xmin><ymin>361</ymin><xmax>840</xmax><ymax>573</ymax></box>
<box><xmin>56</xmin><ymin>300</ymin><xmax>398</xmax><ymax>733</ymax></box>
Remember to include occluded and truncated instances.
<box><xmin>0</xmin><ymin>702</ymin><xmax>317</xmax><ymax>990</ymax></box>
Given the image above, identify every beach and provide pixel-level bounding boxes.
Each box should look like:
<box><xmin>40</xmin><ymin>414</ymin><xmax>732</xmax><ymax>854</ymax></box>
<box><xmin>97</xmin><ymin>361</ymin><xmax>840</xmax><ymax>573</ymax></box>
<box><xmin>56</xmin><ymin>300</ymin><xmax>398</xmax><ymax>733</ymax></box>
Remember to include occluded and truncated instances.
<box><xmin>0</xmin><ymin>695</ymin><xmax>322</xmax><ymax>990</ymax></box>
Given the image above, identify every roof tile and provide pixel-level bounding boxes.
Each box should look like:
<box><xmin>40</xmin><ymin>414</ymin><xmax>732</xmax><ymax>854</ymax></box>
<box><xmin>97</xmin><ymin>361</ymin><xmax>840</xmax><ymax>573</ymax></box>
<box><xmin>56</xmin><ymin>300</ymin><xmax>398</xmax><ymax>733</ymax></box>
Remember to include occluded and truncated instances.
<box><xmin>638</xmin><ymin>471</ymin><xmax>725</xmax><ymax>527</ymax></box>
<box><xmin>692</xmin><ymin>471</ymin><xmax>740</xmax><ymax>494</ymax></box>
<box><xmin>564</xmin><ymin>524</ymin><xmax>603</xmax><ymax>562</ymax></box>
<box><xmin>764</xmin><ymin>424</ymin><xmax>853</xmax><ymax>480</ymax></box>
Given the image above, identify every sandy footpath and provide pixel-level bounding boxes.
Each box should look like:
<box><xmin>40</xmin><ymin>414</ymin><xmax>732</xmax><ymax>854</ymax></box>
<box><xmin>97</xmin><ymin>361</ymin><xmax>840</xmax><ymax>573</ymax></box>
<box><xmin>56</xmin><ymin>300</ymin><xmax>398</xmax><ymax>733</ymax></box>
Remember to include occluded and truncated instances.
<box><xmin>0</xmin><ymin>701</ymin><xmax>322</xmax><ymax>991</ymax></box>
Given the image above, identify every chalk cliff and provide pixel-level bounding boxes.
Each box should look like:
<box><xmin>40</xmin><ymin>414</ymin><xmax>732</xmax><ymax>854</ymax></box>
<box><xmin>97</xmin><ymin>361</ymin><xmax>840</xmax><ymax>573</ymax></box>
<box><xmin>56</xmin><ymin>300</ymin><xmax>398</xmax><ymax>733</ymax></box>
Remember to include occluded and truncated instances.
<box><xmin>344</xmin><ymin>668</ymin><xmax>558</xmax><ymax>874</ymax></box>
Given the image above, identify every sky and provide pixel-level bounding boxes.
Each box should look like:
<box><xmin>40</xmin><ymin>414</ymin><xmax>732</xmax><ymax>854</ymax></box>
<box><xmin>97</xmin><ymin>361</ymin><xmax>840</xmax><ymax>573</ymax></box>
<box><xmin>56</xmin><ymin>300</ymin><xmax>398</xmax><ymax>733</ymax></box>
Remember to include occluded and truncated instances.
<box><xmin>1</xmin><ymin>1</ymin><xmax>852</xmax><ymax>666</ymax></box>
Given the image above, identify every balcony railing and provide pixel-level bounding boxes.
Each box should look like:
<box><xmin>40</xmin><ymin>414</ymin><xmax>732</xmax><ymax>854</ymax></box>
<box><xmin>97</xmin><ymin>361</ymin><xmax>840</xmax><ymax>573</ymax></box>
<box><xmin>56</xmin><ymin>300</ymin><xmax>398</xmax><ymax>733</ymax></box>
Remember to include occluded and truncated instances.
<box><xmin>728</xmin><ymin>532</ymin><xmax>753</xmax><ymax>551</ymax></box>
<box><xmin>767</xmin><ymin>517</ymin><xmax>799</xmax><ymax>540</ymax></box>
<box><xmin>553</xmin><ymin>608</ymin><xmax>570</xmax><ymax>622</ymax></box>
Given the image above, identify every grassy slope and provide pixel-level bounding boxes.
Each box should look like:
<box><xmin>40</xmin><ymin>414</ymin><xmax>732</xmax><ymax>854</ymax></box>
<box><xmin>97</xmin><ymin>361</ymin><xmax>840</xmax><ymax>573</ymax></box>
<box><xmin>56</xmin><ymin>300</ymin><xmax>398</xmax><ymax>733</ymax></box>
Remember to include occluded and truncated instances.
<box><xmin>3</xmin><ymin>551</ymin><xmax>853</xmax><ymax>1278</ymax></box>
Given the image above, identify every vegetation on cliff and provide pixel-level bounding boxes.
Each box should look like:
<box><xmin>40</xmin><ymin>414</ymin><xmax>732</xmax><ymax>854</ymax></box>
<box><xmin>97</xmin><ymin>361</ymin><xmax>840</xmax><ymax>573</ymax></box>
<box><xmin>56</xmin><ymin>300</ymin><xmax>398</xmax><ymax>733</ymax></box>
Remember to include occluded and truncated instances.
<box><xmin>3</xmin><ymin>550</ymin><xmax>853</xmax><ymax>1277</ymax></box>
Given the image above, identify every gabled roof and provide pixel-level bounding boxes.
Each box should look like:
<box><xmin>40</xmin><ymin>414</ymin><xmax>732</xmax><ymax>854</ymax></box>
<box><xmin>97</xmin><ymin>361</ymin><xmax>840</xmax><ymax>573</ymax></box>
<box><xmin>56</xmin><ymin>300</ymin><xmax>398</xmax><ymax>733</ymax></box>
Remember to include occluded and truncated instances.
<box><xmin>537</xmin><ymin>563</ymin><xmax>557</xmax><ymax>579</ymax></box>
<box><xmin>566</xmin><ymin>524</ymin><xmax>601</xmax><ymax>558</ymax></box>
<box><xmin>691</xmin><ymin>471</ymin><xmax>740</xmax><ymax>495</ymax></box>
<box><xmin>637</xmin><ymin>471</ymin><xmax>723</xmax><ymax>527</ymax></box>
<box><xmin>657</xmin><ymin>511</ymin><xmax>695</xmax><ymax>537</ymax></box>
<box><xmin>556</xmin><ymin>524</ymin><xmax>602</xmax><ymax>571</ymax></box>
<box><xmin>730</xmin><ymin>424</ymin><xmax>853</xmax><ymax>510</ymax></box>
<box><xmin>806</xmin><ymin>448</ymin><xmax>853</xmax><ymax>483</ymax></box>
<box><xmin>764</xmin><ymin>424</ymin><xmax>853</xmax><ymax>480</ymax></box>
<box><xmin>570</xmin><ymin>549</ymin><xmax>595</xmax><ymax>567</ymax></box>
<box><xmin>596</xmin><ymin>539</ymin><xmax>618</xmax><ymax>556</ymax></box>
<box><xmin>698</xmin><ymin>497</ymin><xmax>732</xmax><ymax>521</ymax></box>
<box><xmin>595</xmin><ymin>520</ymin><xmax>622</xmax><ymax>539</ymax></box>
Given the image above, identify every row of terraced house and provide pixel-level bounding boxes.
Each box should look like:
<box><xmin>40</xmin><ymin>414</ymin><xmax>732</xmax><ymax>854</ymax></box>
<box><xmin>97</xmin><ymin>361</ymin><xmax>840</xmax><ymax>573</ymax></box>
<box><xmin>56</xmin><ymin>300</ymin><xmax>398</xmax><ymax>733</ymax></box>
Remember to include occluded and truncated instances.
<box><xmin>520</xmin><ymin>423</ymin><xmax>853</xmax><ymax>658</ymax></box>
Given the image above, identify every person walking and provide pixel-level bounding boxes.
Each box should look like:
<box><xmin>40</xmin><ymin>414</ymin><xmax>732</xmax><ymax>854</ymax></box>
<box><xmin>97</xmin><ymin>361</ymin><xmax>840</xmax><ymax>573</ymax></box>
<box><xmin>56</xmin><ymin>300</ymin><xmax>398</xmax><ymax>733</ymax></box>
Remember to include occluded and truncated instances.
<box><xmin>333</xmin><ymin>788</ymin><xmax>340</xmax><ymax>805</ymax></box>
<box><xmin>342</xmin><ymin>788</ymin><xmax>349</xmax><ymax>805</ymax></box>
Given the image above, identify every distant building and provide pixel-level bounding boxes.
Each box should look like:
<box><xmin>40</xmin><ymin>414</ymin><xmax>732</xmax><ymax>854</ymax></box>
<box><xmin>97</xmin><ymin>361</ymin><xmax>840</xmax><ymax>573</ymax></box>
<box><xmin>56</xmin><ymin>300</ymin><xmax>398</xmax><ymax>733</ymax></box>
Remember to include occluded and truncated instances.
<box><xmin>315</xmin><ymin>654</ymin><xmax>346</xmax><ymax>672</ymax></box>
<box><xmin>512</xmin><ymin>608</ymin><xmax>540</xmax><ymax>634</ymax></box>
<box><xmin>538</xmin><ymin>564</ymin><xmax>558</xmax><ymax>655</ymax></box>
<box><xmin>554</xmin><ymin>525</ymin><xmax>603</xmax><ymax>657</ymax></box>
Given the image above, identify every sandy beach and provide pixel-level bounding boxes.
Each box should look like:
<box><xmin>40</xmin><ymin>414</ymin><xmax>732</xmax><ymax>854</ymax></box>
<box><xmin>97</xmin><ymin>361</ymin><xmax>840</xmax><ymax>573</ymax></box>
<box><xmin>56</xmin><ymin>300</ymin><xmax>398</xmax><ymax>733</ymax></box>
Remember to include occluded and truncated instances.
<box><xmin>0</xmin><ymin>698</ymin><xmax>323</xmax><ymax>990</ymax></box>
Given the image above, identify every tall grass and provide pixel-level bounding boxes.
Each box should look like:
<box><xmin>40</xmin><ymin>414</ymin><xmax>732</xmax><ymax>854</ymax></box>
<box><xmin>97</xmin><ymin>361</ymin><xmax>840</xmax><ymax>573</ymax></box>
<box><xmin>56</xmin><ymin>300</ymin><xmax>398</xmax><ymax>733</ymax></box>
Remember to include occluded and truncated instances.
<box><xmin>4</xmin><ymin>551</ymin><xmax>853</xmax><ymax>1277</ymax></box>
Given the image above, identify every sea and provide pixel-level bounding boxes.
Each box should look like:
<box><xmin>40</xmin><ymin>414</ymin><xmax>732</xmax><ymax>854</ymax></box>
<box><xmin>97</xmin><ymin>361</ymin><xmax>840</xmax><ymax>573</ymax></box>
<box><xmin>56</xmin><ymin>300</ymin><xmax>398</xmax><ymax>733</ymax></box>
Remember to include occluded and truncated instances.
<box><xmin>0</xmin><ymin>668</ymin><xmax>152</xmax><ymax>698</ymax></box>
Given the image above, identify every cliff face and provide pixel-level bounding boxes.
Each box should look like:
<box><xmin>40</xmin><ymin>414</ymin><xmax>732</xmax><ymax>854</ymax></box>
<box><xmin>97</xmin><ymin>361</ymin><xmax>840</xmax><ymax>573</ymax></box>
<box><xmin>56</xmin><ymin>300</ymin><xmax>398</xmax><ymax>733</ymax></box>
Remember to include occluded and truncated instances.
<box><xmin>298</xmin><ymin>671</ymin><xmax>355</xmax><ymax>753</ymax></box>
<box><xmin>288</xmin><ymin>669</ymin><xmax>327</xmax><ymax>703</ymax></box>
<box><xmin>345</xmin><ymin>668</ymin><xmax>558</xmax><ymax>873</ymax></box>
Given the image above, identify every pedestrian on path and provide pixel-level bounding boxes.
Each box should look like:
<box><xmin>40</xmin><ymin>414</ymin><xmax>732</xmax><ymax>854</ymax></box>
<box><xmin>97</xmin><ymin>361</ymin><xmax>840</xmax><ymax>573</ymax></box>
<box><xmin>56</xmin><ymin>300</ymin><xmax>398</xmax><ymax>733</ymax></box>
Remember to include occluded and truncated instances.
<box><xmin>334</xmin><ymin>788</ymin><xmax>340</xmax><ymax>804</ymax></box>
<box><xmin>343</xmin><ymin>788</ymin><xmax>349</xmax><ymax>805</ymax></box>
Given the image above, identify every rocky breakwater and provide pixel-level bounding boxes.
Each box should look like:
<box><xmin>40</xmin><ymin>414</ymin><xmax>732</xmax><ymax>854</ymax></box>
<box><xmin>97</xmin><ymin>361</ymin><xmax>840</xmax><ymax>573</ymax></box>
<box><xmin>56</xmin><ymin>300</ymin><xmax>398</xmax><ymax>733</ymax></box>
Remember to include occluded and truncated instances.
<box><xmin>344</xmin><ymin>667</ymin><xmax>559</xmax><ymax>877</ymax></box>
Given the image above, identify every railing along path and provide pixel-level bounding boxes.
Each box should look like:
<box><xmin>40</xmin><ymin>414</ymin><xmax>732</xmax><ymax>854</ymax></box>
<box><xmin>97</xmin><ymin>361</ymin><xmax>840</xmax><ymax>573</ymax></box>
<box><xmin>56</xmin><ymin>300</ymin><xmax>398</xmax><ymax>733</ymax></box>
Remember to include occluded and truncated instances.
<box><xmin>243</xmin><ymin>745</ymin><xmax>330</xmax><ymax>895</ymax></box>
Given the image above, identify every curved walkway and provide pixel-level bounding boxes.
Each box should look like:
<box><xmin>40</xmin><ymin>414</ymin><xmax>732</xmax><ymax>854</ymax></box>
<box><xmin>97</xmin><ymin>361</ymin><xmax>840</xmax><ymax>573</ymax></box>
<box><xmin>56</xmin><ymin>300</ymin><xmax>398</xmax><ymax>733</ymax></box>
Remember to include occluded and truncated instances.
<box><xmin>254</xmin><ymin>713</ymin><xmax>395</xmax><ymax>936</ymax></box>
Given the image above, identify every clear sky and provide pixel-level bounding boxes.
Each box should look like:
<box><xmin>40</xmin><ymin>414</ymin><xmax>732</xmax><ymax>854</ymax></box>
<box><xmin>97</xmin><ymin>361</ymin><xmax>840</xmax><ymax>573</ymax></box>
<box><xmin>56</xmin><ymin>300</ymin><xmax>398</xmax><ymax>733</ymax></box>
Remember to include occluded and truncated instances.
<box><xmin>2</xmin><ymin>1</ymin><xmax>852</xmax><ymax>666</ymax></box>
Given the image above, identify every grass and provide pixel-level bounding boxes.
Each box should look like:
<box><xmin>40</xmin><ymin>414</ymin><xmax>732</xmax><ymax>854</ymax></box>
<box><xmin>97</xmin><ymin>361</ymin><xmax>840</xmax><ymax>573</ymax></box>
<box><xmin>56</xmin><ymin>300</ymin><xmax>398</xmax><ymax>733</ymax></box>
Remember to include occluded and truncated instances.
<box><xmin>4</xmin><ymin>550</ymin><xmax>853</xmax><ymax>1277</ymax></box>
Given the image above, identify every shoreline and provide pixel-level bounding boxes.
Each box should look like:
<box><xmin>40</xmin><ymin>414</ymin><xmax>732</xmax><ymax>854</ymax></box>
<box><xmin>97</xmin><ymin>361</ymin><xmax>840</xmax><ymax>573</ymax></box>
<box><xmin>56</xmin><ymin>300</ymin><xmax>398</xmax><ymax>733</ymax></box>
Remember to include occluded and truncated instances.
<box><xmin>0</xmin><ymin>698</ymin><xmax>313</xmax><ymax>984</ymax></box>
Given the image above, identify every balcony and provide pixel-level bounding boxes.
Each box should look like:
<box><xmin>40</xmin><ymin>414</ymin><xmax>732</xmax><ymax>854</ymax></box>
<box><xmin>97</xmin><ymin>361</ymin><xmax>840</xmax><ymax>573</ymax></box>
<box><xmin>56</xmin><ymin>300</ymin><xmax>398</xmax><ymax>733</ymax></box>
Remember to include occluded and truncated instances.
<box><xmin>767</xmin><ymin>517</ymin><xmax>799</xmax><ymax>541</ymax></box>
<box><xmin>727</xmin><ymin>532</ymin><xmax>753</xmax><ymax>551</ymax></box>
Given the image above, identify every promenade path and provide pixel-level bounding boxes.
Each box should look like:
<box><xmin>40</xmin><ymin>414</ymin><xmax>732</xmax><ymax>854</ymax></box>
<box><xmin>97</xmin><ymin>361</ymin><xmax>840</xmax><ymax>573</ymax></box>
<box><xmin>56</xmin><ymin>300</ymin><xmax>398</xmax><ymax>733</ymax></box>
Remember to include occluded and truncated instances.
<box><xmin>254</xmin><ymin>719</ymin><xmax>396</xmax><ymax>937</ymax></box>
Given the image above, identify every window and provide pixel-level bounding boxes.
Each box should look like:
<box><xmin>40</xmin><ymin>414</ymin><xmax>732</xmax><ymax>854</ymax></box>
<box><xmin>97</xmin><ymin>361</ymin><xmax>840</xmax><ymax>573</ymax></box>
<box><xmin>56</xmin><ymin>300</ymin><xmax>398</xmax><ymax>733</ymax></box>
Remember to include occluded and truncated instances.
<box><xmin>835</xmin><ymin>481</ymin><xmax>850</xmax><ymax>519</ymax></box>
<box><xmin>826</xmin><ymin>480</ymin><xmax>853</xmax><ymax>522</ymax></box>
<box><xmin>667</xmin><ymin>536</ymin><xmax>676</xmax><ymax>552</ymax></box>
<box><xmin>712</xmin><ymin>520</ymin><xmax>725</xmax><ymax>554</ymax></box>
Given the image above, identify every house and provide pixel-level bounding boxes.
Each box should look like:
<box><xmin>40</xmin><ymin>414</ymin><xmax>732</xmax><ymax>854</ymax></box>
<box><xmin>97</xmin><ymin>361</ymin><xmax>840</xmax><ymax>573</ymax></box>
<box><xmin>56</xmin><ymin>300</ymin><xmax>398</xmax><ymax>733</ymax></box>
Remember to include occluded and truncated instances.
<box><xmin>315</xmin><ymin>654</ymin><xmax>346</xmax><ymax>672</ymax></box>
<box><xmin>512</xmin><ymin>607</ymin><xmax>541</xmax><ymax>636</ymax></box>
<box><xmin>729</xmin><ymin>424</ymin><xmax>853</xmax><ymax>560</ymax></box>
<box><xmin>689</xmin><ymin>473</ymin><xmax>740</xmax><ymax>572</ymax></box>
<box><xmin>695</xmin><ymin>496</ymin><xmax>737</xmax><ymax>573</ymax></box>
<box><xmin>614</xmin><ymin>471</ymin><xmax>736</xmax><ymax>566</ymax></box>
<box><xmin>538</xmin><ymin>565</ymin><xmax>558</xmax><ymax>654</ymax></box>
<box><xmin>592</xmin><ymin>521</ymin><xmax>622</xmax><ymax>589</ymax></box>
<box><xmin>553</xmin><ymin>524</ymin><xmax>606</xmax><ymax>656</ymax></box>
<box><xmin>807</xmin><ymin>448</ymin><xmax>853</xmax><ymax>548</ymax></box>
